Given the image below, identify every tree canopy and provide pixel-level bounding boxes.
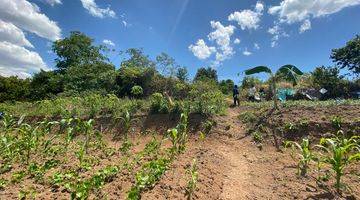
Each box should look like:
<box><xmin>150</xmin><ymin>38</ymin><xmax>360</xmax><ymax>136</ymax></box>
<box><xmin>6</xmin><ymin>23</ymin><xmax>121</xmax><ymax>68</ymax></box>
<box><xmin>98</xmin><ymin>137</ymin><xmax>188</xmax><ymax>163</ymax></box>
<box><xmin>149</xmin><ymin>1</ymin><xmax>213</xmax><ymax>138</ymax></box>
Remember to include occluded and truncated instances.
<box><xmin>331</xmin><ymin>35</ymin><xmax>360</xmax><ymax>76</ymax></box>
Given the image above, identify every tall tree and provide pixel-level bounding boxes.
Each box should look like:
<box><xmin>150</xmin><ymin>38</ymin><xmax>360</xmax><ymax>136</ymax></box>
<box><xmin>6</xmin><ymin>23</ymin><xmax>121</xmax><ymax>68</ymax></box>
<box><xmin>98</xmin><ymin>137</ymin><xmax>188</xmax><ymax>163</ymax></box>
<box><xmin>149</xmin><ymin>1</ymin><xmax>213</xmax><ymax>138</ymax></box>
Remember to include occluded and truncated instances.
<box><xmin>194</xmin><ymin>67</ymin><xmax>218</xmax><ymax>82</ymax></box>
<box><xmin>53</xmin><ymin>31</ymin><xmax>108</xmax><ymax>72</ymax></box>
<box><xmin>0</xmin><ymin>76</ymin><xmax>30</xmax><ymax>102</ymax></box>
<box><xmin>176</xmin><ymin>67</ymin><xmax>188</xmax><ymax>82</ymax></box>
<box><xmin>121</xmin><ymin>48</ymin><xmax>155</xmax><ymax>68</ymax></box>
<box><xmin>331</xmin><ymin>35</ymin><xmax>360</xmax><ymax>76</ymax></box>
<box><xmin>30</xmin><ymin>70</ymin><xmax>64</xmax><ymax>100</ymax></box>
<box><xmin>156</xmin><ymin>52</ymin><xmax>177</xmax><ymax>77</ymax></box>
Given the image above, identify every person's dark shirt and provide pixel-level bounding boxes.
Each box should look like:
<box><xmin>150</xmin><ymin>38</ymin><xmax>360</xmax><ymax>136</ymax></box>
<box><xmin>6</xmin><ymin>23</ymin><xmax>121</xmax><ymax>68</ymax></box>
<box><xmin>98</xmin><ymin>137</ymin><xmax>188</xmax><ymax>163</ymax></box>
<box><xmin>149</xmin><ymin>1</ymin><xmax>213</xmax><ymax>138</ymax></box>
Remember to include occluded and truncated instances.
<box><xmin>233</xmin><ymin>88</ymin><xmax>239</xmax><ymax>97</ymax></box>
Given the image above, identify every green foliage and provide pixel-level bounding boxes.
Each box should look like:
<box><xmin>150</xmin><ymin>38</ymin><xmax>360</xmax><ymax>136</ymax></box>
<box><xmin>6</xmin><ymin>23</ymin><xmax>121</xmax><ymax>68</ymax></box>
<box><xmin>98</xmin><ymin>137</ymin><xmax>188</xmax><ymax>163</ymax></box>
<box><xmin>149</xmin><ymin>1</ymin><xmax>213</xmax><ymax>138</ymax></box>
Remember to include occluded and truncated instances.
<box><xmin>150</xmin><ymin>93</ymin><xmax>169</xmax><ymax>114</ymax></box>
<box><xmin>311</xmin><ymin>66</ymin><xmax>349</xmax><ymax>99</ymax></box>
<box><xmin>167</xmin><ymin>113</ymin><xmax>188</xmax><ymax>154</ymax></box>
<box><xmin>121</xmin><ymin>48</ymin><xmax>155</xmax><ymax>69</ymax></box>
<box><xmin>115</xmin><ymin>66</ymin><xmax>156</xmax><ymax>97</ymax></box>
<box><xmin>0</xmin><ymin>76</ymin><xmax>30</xmax><ymax>102</ymax></box>
<box><xmin>252</xmin><ymin>131</ymin><xmax>263</xmax><ymax>144</ymax></box>
<box><xmin>29</xmin><ymin>70</ymin><xmax>64</xmax><ymax>100</ymax></box>
<box><xmin>185</xmin><ymin>159</ymin><xmax>199</xmax><ymax>200</ymax></box>
<box><xmin>63</xmin><ymin>62</ymin><xmax>116</xmax><ymax>94</ymax></box>
<box><xmin>245</xmin><ymin>65</ymin><xmax>303</xmax><ymax>109</ymax></box>
<box><xmin>193</xmin><ymin>67</ymin><xmax>218</xmax><ymax>82</ymax></box>
<box><xmin>238</xmin><ymin>111</ymin><xmax>257</xmax><ymax>124</ymax></box>
<box><xmin>316</xmin><ymin>135</ymin><xmax>360</xmax><ymax>192</ymax></box>
<box><xmin>189</xmin><ymin>80</ymin><xmax>226</xmax><ymax>115</ymax></box>
<box><xmin>285</xmin><ymin>139</ymin><xmax>315</xmax><ymax>176</ymax></box>
<box><xmin>176</xmin><ymin>67</ymin><xmax>189</xmax><ymax>82</ymax></box>
<box><xmin>331</xmin><ymin>116</ymin><xmax>343</xmax><ymax>130</ymax></box>
<box><xmin>241</xmin><ymin>76</ymin><xmax>262</xmax><ymax>89</ymax></box>
<box><xmin>127</xmin><ymin>158</ymin><xmax>170</xmax><ymax>200</ymax></box>
<box><xmin>331</xmin><ymin>35</ymin><xmax>360</xmax><ymax>76</ymax></box>
<box><xmin>130</xmin><ymin>85</ymin><xmax>143</xmax><ymax>98</ymax></box>
<box><xmin>219</xmin><ymin>79</ymin><xmax>234</xmax><ymax>94</ymax></box>
<box><xmin>53</xmin><ymin>31</ymin><xmax>109</xmax><ymax>72</ymax></box>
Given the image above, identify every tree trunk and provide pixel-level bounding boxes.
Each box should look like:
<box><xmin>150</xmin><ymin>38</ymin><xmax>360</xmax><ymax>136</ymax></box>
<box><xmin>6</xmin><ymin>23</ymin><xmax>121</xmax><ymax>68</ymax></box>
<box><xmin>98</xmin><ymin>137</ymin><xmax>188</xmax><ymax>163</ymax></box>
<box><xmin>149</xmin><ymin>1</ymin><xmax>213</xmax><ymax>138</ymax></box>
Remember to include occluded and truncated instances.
<box><xmin>272</xmin><ymin>76</ymin><xmax>278</xmax><ymax>109</ymax></box>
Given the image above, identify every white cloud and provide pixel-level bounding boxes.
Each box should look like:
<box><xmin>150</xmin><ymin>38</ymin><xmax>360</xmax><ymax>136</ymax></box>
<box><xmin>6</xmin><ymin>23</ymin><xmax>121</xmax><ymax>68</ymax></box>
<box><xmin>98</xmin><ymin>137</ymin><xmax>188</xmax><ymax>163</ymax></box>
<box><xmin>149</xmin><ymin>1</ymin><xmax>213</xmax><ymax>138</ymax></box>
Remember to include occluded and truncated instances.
<box><xmin>103</xmin><ymin>39</ymin><xmax>115</xmax><ymax>46</ymax></box>
<box><xmin>243</xmin><ymin>49</ymin><xmax>252</xmax><ymax>56</ymax></box>
<box><xmin>267</xmin><ymin>24</ymin><xmax>289</xmax><ymax>47</ymax></box>
<box><xmin>228</xmin><ymin>1</ymin><xmax>264</xmax><ymax>30</ymax></box>
<box><xmin>208</xmin><ymin>21</ymin><xmax>236</xmax><ymax>64</ymax></box>
<box><xmin>0</xmin><ymin>41</ymin><xmax>48</xmax><ymax>78</ymax></box>
<box><xmin>234</xmin><ymin>38</ymin><xmax>241</xmax><ymax>44</ymax></box>
<box><xmin>0</xmin><ymin>0</ymin><xmax>61</xmax><ymax>41</ymax></box>
<box><xmin>122</xmin><ymin>20</ymin><xmax>128</xmax><ymax>27</ymax></box>
<box><xmin>254</xmin><ymin>43</ymin><xmax>260</xmax><ymax>50</ymax></box>
<box><xmin>0</xmin><ymin>20</ymin><xmax>33</xmax><ymax>48</ymax></box>
<box><xmin>269</xmin><ymin>0</ymin><xmax>360</xmax><ymax>24</ymax></box>
<box><xmin>299</xmin><ymin>19</ymin><xmax>311</xmax><ymax>33</ymax></box>
<box><xmin>80</xmin><ymin>0</ymin><xmax>116</xmax><ymax>18</ymax></box>
<box><xmin>43</xmin><ymin>0</ymin><xmax>62</xmax><ymax>6</ymax></box>
<box><xmin>189</xmin><ymin>39</ymin><xmax>216</xmax><ymax>60</ymax></box>
<box><xmin>255</xmin><ymin>2</ymin><xmax>264</xmax><ymax>13</ymax></box>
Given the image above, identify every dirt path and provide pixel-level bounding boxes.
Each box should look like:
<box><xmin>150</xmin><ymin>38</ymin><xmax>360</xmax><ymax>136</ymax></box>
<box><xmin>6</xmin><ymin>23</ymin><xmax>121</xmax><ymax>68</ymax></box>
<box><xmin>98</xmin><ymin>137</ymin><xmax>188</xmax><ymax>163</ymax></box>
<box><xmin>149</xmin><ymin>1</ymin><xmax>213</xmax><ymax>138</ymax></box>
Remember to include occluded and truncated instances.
<box><xmin>143</xmin><ymin>106</ymin><xmax>360</xmax><ymax>199</ymax></box>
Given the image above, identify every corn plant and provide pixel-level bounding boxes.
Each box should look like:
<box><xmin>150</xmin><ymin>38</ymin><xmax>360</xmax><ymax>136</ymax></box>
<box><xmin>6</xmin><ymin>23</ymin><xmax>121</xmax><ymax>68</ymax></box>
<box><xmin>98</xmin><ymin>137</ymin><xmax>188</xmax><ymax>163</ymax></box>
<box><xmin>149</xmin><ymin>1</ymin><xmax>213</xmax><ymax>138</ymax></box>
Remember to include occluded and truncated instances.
<box><xmin>285</xmin><ymin>138</ymin><xmax>315</xmax><ymax>176</ymax></box>
<box><xmin>185</xmin><ymin>159</ymin><xmax>199</xmax><ymax>200</ymax></box>
<box><xmin>316</xmin><ymin>136</ymin><xmax>360</xmax><ymax>192</ymax></box>
<box><xmin>117</xmin><ymin>110</ymin><xmax>136</xmax><ymax>140</ymax></box>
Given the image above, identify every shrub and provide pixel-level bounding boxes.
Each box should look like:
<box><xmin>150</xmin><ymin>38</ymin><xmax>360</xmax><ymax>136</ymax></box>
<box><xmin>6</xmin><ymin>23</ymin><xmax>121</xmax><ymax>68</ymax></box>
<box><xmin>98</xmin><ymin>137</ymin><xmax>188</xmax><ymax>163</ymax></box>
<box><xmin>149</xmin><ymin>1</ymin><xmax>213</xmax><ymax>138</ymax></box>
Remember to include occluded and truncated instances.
<box><xmin>130</xmin><ymin>85</ymin><xmax>143</xmax><ymax>98</ymax></box>
<box><xmin>150</xmin><ymin>93</ymin><xmax>169</xmax><ymax>114</ymax></box>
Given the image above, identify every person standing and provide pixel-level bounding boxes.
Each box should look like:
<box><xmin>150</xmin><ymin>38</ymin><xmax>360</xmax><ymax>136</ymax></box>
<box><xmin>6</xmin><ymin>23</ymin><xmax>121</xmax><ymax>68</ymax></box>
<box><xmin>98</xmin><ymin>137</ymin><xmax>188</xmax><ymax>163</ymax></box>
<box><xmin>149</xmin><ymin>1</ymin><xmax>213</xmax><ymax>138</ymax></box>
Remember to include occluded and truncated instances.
<box><xmin>233</xmin><ymin>85</ymin><xmax>240</xmax><ymax>106</ymax></box>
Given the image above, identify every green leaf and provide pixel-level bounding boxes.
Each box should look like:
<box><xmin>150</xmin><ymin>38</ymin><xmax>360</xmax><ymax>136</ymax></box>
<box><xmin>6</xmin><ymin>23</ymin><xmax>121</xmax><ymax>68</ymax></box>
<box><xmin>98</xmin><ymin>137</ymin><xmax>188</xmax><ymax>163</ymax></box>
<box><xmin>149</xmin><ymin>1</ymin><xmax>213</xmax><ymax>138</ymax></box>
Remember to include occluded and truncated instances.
<box><xmin>277</xmin><ymin>65</ymin><xmax>303</xmax><ymax>86</ymax></box>
<box><xmin>244</xmin><ymin>66</ymin><xmax>272</xmax><ymax>75</ymax></box>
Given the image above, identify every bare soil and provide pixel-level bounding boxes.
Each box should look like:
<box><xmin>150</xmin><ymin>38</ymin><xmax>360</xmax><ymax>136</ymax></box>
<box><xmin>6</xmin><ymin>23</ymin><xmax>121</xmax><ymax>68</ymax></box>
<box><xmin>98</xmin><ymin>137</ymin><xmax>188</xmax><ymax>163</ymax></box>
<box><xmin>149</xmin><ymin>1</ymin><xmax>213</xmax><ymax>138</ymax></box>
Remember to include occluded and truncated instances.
<box><xmin>1</xmin><ymin>104</ymin><xmax>359</xmax><ymax>199</ymax></box>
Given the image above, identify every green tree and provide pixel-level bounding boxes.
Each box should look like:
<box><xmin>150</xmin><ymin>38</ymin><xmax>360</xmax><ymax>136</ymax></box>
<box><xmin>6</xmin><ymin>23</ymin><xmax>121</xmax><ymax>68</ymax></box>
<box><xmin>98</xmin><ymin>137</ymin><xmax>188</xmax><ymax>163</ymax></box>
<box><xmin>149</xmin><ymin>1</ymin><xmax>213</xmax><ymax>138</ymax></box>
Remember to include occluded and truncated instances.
<box><xmin>241</xmin><ymin>76</ymin><xmax>262</xmax><ymax>89</ymax></box>
<box><xmin>156</xmin><ymin>53</ymin><xmax>177</xmax><ymax>77</ymax></box>
<box><xmin>194</xmin><ymin>67</ymin><xmax>218</xmax><ymax>82</ymax></box>
<box><xmin>219</xmin><ymin>79</ymin><xmax>234</xmax><ymax>94</ymax></box>
<box><xmin>311</xmin><ymin>66</ymin><xmax>350</xmax><ymax>99</ymax></box>
<box><xmin>53</xmin><ymin>31</ymin><xmax>109</xmax><ymax>72</ymax></box>
<box><xmin>245</xmin><ymin>65</ymin><xmax>303</xmax><ymax>109</ymax></box>
<box><xmin>64</xmin><ymin>62</ymin><xmax>116</xmax><ymax>94</ymax></box>
<box><xmin>176</xmin><ymin>67</ymin><xmax>188</xmax><ymax>82</ymax></box>
<box><xmin>121</xmin><ymin>48</ymin><xmax>155</xmax><ymax>68</ymax></box>
<box><xmin>115</xmin><ymin>66</ymin><xmax>156</xmax><ymax>97</ymax></box>
<box><xmin>331</xmin><ymin>35</ymin><xmax>360</xmax><ymax>76</ymax></box>
<box><xmin>0</xmin><ymin>76</ymin><xmax>30</xmax><ymax>102</ymax></box>
<box><xmin>29</xmin><ymin>70</ymin><xmax>64</xmax><ymax>100</ymax></box>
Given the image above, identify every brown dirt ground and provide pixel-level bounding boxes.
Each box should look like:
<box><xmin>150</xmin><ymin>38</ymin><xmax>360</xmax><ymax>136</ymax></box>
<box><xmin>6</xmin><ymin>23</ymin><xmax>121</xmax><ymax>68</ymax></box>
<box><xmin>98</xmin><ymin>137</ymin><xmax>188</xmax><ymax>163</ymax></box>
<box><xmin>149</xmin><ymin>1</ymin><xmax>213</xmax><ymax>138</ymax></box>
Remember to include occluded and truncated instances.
<box><xmin>1</xmin><ymin>104</ymin><xmax>359</xmax><ymax>200</ymax></box>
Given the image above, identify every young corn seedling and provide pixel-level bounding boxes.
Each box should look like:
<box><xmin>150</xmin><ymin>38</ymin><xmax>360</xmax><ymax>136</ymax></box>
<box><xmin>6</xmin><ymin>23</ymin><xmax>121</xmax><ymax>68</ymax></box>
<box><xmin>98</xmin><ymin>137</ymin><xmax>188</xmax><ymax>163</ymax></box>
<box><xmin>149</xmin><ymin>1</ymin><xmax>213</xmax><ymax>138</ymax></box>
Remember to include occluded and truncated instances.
<box><xmin>117</xmin><ymin>110</ymin><xmax>136</xmax><ymax>140</ymax></box>
<box><xmin>185</xmin><ymin>159</ymin><xmax>199</xmax><ymax>200</ymax></box>
<box><xmin>316</xmin><ymin>135</ymin><xmax>360</xmax><ymax>192</ymax></box>
<box><xmin>285</xmin><ymin>138</ymin><xmax>315</xmax><ymax>176</ymax></box>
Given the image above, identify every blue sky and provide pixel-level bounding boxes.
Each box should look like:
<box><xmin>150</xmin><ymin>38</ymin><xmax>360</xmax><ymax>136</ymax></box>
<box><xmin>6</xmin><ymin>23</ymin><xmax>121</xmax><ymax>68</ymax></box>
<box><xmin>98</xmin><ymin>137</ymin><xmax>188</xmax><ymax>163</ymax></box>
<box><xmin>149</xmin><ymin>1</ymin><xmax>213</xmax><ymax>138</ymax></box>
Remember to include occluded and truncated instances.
<box><xmin>1</xmin><ymin>0</ymin><xmax>360</xmax><ymax>83</ymax></box>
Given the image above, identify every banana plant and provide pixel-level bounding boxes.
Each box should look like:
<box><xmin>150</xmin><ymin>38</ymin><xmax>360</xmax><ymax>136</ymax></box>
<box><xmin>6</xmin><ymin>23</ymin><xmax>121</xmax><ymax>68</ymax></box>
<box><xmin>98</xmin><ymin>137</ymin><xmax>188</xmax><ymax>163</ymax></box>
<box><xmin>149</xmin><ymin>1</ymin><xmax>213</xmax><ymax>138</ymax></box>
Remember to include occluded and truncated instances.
<box><xmin>316</xmin><ymin>136</ymin><xmax>360</xmax><ymax>192</ymax></box>
<box><xmin>244</xmin><ymin>65</ymin><xmax>303</xmax><ymax>109</ymax></box>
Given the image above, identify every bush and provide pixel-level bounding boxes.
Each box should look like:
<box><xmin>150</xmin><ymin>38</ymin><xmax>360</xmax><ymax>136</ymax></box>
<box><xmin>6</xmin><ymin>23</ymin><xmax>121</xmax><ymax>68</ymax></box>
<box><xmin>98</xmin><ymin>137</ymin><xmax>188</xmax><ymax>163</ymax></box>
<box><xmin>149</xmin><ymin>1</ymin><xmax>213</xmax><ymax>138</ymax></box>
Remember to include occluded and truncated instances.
<box><xmin>150</xmin><ymin>93</ymin><xmax>169</xmax><ymax>114</ymax></box>
<box><xmin>189</xmin><ymin>80</ymin><xmax>226</xmax><ymax>115</ymax></box>
<box><xmin>130</xmin><ymin>85</ymin><xmax>143</xmax><ymax>98</ymax></box>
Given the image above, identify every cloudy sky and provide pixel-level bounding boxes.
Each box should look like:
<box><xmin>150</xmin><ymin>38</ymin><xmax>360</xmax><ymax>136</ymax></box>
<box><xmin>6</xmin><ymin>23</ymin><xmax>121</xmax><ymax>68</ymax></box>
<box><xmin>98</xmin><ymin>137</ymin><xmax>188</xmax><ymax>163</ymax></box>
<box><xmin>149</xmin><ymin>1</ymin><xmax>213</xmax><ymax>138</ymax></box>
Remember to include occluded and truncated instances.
<box><xmin>0</xmin><ymin>0</ymin><xmax>360</xmax><ymax>81</ymax></box>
